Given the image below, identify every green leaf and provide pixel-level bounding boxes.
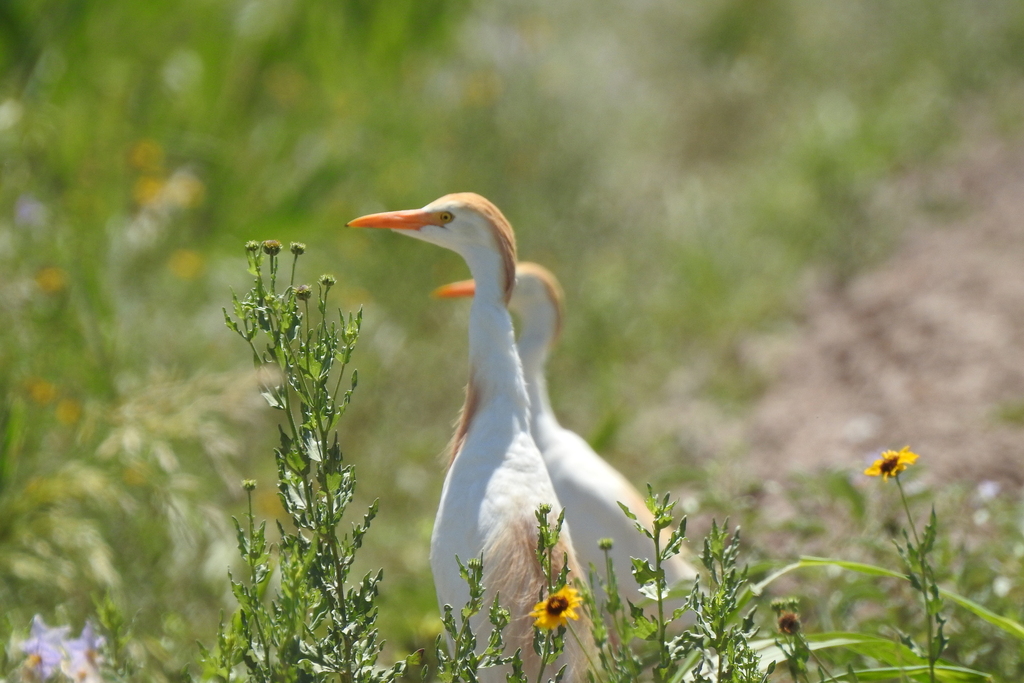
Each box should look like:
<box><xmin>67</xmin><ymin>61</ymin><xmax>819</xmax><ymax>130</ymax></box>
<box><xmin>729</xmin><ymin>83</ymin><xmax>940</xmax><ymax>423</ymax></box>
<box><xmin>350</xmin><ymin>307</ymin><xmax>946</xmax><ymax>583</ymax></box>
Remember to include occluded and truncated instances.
<box><xmin>829</xmin><ymin>665</ymin><xmax>991</xmax><ymax>682</ymax></box>
<box><xmin>630</xmin><ymin>558</ymin><xmax>659</xmax><ymax>586</ymax></box>
<box><xmin>324</xmin><ymin>471</ymin><xmax>342</xmax><ymax>493</ymax></box>
<box><xmin>796</xmin><ymin>557</ymin><xmax>907</xmax><ymax>579</ymax></box>
<box><xmin>632</xmin><ymin>614</ymin><xmax>658</xmax><ymax>641</ymax></box>
<box><xmin>758</xmin><ymin>633</ymin><xmax>989</xmax><ymax>680</ymax></box>
<box><xmin>259</xmin><ymin>386</ymin><xmax>285</xmax><ymax>409</ymax></box>
<box><xmin>303</xmin><ymin>431</ymin><xmax>323</xmax><ymax>462</ymax></box>
<box><xmin>940</xmin><ymin>590</ymin><xmax>1024</xmax><ymax>641</ymax></box>
<box><xmin>639</xmin><ymin>583</ymin><xmax>669</xmax><ymax>602</ymax></box>
<box><xmin>750</xmin><ymin>557</ymin><xmax>1024</xmax><ymax>641</ymax></box>
<box><xmin>223</xmin><ymin>308</ymin><xmax>241</xmax><ymax>334</ymax></box>
<box><xmin>617</xmin><ymin>501</ymin><xmax>638</xmax><ymax>521</ymax></box>
<box><xmin>756</xmin><ymin>633</ymin><xmax>926</xmax><ymax>671</ymax></box>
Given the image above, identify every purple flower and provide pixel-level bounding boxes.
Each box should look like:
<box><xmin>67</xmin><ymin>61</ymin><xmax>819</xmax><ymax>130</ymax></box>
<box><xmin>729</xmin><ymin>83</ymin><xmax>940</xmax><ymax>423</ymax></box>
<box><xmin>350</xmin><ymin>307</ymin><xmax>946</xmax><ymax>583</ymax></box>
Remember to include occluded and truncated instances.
<box><xmin>18</xmin><ymin>616</ymin><xmax>105</xmax><ymax>682</ymax></box>
<box><xmin>62</xmin><ymin>622</ymin><xmax>105</xmax><ymax>682</ymax></box>
<box><xmin>15</xmin><ymin>194</ymin><xmax>48</xmax><ymax>228</ymax></box>
<box><xmin>19</xmin><ymin>615</ymin><xmax>69</xmax><ymax>680</ymax></box>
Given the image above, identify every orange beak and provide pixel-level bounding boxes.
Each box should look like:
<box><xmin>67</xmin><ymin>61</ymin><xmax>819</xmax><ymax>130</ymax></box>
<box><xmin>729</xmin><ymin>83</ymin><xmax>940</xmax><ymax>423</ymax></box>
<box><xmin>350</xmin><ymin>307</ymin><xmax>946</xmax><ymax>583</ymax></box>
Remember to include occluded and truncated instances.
<box><xmin>432</xmin><ymin>279</ymin><xmax>477</xmax><ymax>299</ymax></box>
<box><xmin>346</xmin><ymin>209</ymin><xmax>435</xmax><ymax>230</ymax></box>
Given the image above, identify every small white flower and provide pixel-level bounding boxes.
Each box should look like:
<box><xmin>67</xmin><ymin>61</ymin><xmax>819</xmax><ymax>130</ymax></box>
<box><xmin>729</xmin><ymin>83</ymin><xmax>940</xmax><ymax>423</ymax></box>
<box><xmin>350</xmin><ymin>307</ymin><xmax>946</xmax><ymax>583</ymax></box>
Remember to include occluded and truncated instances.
<box><xmin>976</xmin><ymin>480</ymin><xmax>1001</xmax><ymax>501</ymax></box>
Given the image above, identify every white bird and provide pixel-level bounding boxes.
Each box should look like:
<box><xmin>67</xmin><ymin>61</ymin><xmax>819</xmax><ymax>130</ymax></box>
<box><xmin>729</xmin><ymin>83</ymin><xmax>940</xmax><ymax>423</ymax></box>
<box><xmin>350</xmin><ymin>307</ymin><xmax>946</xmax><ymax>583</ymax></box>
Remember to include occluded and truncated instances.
<box><xmin>434</xmin><ymin>262</ymin><xmax>698</xmax><ymax>605</ymax></box>
<box><xmin>348</xmin><ymin>195</ymin><xmax>592</xmax><ymax>681</ymax></box>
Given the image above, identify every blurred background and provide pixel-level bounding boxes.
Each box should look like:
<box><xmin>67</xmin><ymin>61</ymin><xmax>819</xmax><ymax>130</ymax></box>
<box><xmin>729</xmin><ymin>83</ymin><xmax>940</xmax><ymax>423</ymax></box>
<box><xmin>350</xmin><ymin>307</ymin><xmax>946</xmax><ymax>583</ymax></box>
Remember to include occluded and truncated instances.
<box><xmin>2</xmin><ymin>0</ymin><xmax>1024</xmax><ymax>678</ymax></box>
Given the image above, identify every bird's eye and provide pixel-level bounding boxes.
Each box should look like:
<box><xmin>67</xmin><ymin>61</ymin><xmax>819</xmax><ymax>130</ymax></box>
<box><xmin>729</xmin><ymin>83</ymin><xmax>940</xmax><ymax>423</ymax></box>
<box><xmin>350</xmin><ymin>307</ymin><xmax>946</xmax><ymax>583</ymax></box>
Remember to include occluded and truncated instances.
<box><xmin>438</xmin><ymin>211</ymin><xmax>454</xmax><ymax>224</ymax></box>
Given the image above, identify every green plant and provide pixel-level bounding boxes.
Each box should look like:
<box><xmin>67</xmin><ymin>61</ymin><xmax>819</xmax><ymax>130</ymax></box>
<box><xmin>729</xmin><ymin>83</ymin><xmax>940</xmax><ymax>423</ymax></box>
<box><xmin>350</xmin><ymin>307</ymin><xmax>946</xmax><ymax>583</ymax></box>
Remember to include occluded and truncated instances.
<box><xmin>585</xmin><ymin>490</ymin><xmax>771</xmax><ymax>683</ymax></box>
<box><xmin>431</xmin><ymin>556</ymin><xmax>523</xmax><ymax>682</ymax></box>
<box><xmin>747</xmin><ymin>449</ymin><xmax>1010</xmax><ymax>682</ymax></box>
<box><xmin>198</xmin><ymin>241</ymin><xmax>417</xmax><ymax>682</ymax></box>
<box><xmin>769</xmin><ymin>597</ymin><xmax>844</xmax><ymax>683</ymax></box>
<box><xmin>685</xmin><ymin>521</ymin><xmax>770</xmax><ymax>683</ymax></box>
<box><xmin>858</xmin><ymin>448</ymin><xmax>947</xmax><ymax>682</ymax></box>
<box><xmin>532</xmin><ymin>504</ymin><xmax>577</xmax><ymax>682</ymax></box>
<box><xmin>430</xmin><ymin>504</ymin><xmax>589</xmax><ymax>683</ymax></box>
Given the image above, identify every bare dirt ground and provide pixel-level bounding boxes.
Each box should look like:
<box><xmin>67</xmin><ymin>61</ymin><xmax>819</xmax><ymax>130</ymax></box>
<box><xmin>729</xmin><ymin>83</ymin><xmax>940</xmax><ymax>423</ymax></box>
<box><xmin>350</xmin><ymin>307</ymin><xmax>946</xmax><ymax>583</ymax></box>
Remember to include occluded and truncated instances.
<box><xmin>746</xmin><ymin>139</ymin><xmax>1024</xmax><ymax>487</ymax></box>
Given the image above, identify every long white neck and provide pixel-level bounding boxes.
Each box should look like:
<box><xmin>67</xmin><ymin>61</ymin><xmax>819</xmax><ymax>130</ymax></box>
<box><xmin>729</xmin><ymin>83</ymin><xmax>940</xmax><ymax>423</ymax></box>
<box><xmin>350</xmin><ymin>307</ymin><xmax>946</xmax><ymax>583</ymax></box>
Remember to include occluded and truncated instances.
<box><xmin>463</xmin><ymin>247</ymin><xmax>531</xmax><ymax>429</ymax></box>
<box><xmin>515</xmin><ymin>307</ymin><xmax>560</xmax><ymax>437</ymax></box>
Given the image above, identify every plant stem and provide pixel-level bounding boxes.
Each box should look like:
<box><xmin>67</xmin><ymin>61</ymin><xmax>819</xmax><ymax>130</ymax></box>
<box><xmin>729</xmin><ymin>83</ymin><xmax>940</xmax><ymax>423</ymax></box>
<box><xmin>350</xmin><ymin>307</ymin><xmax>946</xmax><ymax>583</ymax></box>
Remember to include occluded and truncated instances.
<box><xmin>244</xmin><ymin>489</ymin><xmax>272</xmax><ymax>675</ymax></box>
<box><xmin>896</xmin><ymin>477</ymin><xmax>921</xmax><ymax>548</ymax></box>
<box><xmin>535</xmin><ymin>638</ymin><xmax>548</xmax><ymax>683</ymax></box>
<box><xmin>653</xmin><ymin>528</ymin><xmax>668</xmax><ymax>673</ymax></box>
<box><xmin>804</xmin><ymin>637</ymin><xmax>840</xmax><ymax>683</ymax></box>
<box><xmin>896</xmin><ymin>476</ymin><xmax>934</xmax><ymax>683</ymax></box>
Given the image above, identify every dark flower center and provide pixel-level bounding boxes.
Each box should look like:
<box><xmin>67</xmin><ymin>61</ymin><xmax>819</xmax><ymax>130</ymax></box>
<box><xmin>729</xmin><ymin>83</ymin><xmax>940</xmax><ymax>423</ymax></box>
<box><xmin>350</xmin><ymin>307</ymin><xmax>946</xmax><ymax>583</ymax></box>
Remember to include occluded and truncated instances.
<box><xmin>547</xmin><ymin>595</ymin><xmax>569</xmax><ymax>615</ymax></box>
<box><xmin>777</xmin><ymin>611</ymin><xmax>801</xmax><ymax>635</ymax></box>
<box><xmin>879</xmin><ymin>456</ymin><xmax>900</xmax><ymax>475</ymax></box>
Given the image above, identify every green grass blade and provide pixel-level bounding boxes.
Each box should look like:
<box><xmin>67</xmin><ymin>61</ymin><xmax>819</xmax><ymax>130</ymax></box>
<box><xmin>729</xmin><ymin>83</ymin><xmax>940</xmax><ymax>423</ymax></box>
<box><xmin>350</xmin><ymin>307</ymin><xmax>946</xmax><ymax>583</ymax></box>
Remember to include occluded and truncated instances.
<box><xmin>938</xmin><ymin>590</ymin><xmax>1024</xmax><ymax>641</ymax></box>
<box><xmin>830</xmin><ymin>665</ymin><xmax>991</xmax><ymax>682</ymax></box>
<box><xmin>793</xmin><ymin>556</ymin><xmax>907</xmax><ymax>580</ymax></box>
<box><xmin>751</xmin><ymin>557</ymin><xmax>1024</xmax><ymax>641</ymax></box>
<box><xmin>753</xmin><ymin>632</ymin><xmax>921</xmax><ymax>668</ymax></box>
<box><xmin>754</xmin><ymin>632</ymin><xmax>991</xmax><ymax>680</ymax></box>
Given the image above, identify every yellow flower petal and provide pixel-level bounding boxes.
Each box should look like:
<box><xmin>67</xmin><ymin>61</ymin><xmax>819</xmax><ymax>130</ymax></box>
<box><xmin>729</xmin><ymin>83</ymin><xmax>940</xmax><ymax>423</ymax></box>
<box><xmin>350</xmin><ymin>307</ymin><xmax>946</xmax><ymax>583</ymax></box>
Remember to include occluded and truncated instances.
<box><xmin>55</xmin><ymin>399</ymin><xmax>81</xmax><ymax>425</ymax></box>
<box><xmin>531</xmin><ymin>586</ymin><xmax>582</xmax><ymax>630</ymax></box>
<box><xmin>168</xmin><ymin>249</ymin><xmax>205</xmax><ymax>280</ymax></box>
<box><xmin>35</xmin><ymin>266</ymin><xmax>68</xmax><ymax>294</ymax></box>
<box><xmin>134</xmin><ymin>176</ymin><xmax>165</xmax><ymax>205</ymax></box>
<box><xmin>26</xmin><ymin>378</ymin><xmax>58</xmax><ymax>404</ymax></box>
<box><xmin>865</xmin><ymin>446</ymin><xmax>920</xmax><ymax>480</ymax></box>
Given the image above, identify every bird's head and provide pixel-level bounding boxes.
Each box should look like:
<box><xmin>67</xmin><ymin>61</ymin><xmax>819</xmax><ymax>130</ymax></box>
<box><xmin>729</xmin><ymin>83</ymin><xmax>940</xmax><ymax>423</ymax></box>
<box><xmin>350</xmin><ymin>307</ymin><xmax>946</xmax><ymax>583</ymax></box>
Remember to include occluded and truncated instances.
<box><xmin>348</xmin><ymin>192</ymin><xmax>517</xmax><ymax>303</ymax></box>
<box><xmin>434</xmin><ymin>261</ymin><xmax>564</xmax><ymax>346</ymax></box>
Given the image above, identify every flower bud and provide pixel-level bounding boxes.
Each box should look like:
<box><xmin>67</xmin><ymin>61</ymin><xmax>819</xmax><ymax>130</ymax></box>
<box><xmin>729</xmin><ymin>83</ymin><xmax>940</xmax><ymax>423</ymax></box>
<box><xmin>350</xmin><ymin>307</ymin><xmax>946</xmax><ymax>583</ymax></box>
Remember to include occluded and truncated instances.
<box><xmin>242</xmin><ymin>479</ymin><xmax>257</xmax><ymax>492</ymax></box>
<box><xmin>771</xmin><ymin>597</ymin><xmax>801</xmax><ymax>634</ymax></box>
<box><xmin>290</xmin><ymin>242</ymin><xmax>306</xmax><ymax>256</ymax></box>
<box><xmin>319</xmin><ymin>274</ymin><xmax>336</xmax><ymax>288</ymax></box>
<box><xmin>776</xmin><ymin>611</ymin><xmax>800</xmax><ymax>635</ymax></box>
<box><xmin>598</xmin><ymin>538</ymin><xmax>614</xmax><ymax>551</ymax></box>
<box><xmin>245</xmin><ymin>240</ymin><xmax>260</xmax><ymax>253</ymax></box>
<box><xmin>295</xmin><ymin>284</ymin><xmax>312</xmax><ymax>301</ymax></box>
<box><xmin>262</xmin><ymin>240</ymin><xmax>282</xmax><ymax>256</ymax></box>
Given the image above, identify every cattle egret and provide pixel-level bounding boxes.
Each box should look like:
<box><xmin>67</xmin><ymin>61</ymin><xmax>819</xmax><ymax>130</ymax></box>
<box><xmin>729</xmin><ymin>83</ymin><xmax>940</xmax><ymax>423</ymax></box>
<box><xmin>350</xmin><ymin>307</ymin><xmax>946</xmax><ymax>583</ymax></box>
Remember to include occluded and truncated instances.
<box><xmin>434</xmin><ymin>263</ymin><xmax>698</xmax><ymax>604</ymax></box>
<box><xmin>348</xmin><ymin>196</ymin><xmax>591</xmax><ymax>680</ymax></box>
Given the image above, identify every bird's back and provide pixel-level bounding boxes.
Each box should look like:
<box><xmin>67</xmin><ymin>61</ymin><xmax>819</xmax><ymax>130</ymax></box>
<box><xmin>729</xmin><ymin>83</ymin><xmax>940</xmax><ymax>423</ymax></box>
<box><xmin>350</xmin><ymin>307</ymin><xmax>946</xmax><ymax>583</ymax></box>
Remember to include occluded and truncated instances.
<box><xmin>538</xmin><ymin>423</ymin><xmax>698</xmax><ymax>598</ymax></box>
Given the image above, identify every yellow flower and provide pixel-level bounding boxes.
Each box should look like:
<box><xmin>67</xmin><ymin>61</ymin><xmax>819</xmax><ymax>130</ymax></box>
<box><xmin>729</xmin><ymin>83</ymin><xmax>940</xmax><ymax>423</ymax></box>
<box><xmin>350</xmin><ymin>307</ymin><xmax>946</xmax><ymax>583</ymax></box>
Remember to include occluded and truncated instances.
<box><xmin>35</xmin><ymin>266</ymin><xmax>68</xmax><ymax>293</ymax></box>
<box><xmin>530</xmin><ymin>586</ymin><xmax>582</xmax><ymax>630</ymax></box>
<box><xmin>55</xmin><ymin>399</ymin><xmax>82</xmax><ymax>425</ymax></box>
<box><xmin>168</xmin><ymin>249</ymin><xmax>205</xmax><ymax>280</ymax></box>
<box><xmin>864</xmin><ymin>446</ymin><xmax>919</xmax><ymax>481</ymax></box>
<box><xmin>133</xmin><ymin>176</ymin><xmax>165</xmax><ymax>206</ymax></box>
<box><xmin>26</xmin><ymin>378</ymin><xmax>58</xmax><ymax>405</ymax></box>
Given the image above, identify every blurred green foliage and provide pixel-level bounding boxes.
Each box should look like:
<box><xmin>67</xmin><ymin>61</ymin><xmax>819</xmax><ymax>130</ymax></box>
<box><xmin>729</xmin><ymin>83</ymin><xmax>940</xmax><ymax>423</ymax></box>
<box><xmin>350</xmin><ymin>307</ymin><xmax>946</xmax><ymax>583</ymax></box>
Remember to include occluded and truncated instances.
<box><xmin>1</xmin><ymin>0</ymin><xmax>1024</xmax><ymax>679</ymax></box>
